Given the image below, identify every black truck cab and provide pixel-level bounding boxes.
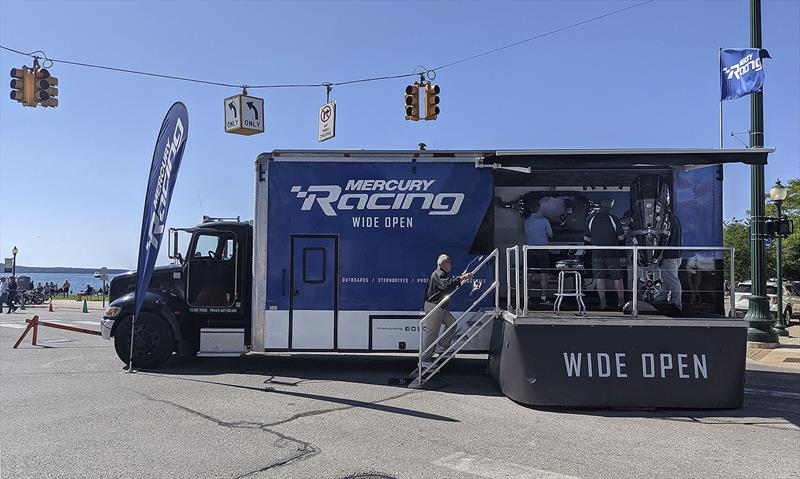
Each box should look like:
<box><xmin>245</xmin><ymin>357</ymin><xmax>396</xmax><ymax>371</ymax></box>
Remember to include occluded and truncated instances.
<box><xmin>101</xmin><ymin>220</ymin><xmax>253</xmax><ymax>367</ymax></box>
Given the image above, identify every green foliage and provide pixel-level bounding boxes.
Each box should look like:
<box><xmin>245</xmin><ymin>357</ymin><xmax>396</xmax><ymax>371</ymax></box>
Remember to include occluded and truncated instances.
<box><xmin>725</xmin><ymin>178</ymin><xmax>799</xmax><ymax>284</ymax></box>
<box><xmin>723</xmin><ymin>219</ymin><xmax>750</xmax><ymax>283</ymax></box>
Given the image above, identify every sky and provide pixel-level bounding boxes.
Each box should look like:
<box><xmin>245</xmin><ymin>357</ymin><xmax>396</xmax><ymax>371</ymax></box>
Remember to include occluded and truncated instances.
<box><xmin>1</xmin><ymin>0</ymin><xmax>798</xmax><ymax>269</ymax></box>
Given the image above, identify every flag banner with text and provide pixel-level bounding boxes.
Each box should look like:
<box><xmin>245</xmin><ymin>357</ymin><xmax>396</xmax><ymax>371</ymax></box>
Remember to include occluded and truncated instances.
<box><xmin>134</xmin><ymin>102</ymin><xmax>188</xmax><ymax>319</ymax></box>
<box><xmin>720</xmin><ymin>48</ymin><xmax>769</xmax><ymax>101</ymax></box>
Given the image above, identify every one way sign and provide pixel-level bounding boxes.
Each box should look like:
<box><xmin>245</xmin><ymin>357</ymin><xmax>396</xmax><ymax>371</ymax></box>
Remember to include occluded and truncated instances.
<box><xmin>224</xmin><ymin>94</ymin><xmax>265</xmax><ymax>136</ymax></box>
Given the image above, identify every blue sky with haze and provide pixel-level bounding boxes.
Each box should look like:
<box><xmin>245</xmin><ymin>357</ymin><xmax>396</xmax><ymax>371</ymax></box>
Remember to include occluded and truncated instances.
<box><xmin>1</xmin><ymin>0</ymin><xmax>798</xmax><ymax>269</ymax></box>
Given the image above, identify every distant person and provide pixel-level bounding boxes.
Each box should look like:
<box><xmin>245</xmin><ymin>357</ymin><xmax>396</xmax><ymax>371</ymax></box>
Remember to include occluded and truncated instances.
<box><xmin>524</xmin><ymin>200</ymin><xmax>554</xmax><ymax>305</ymax></box>
<box><xmin>0</xmin><ymin>277</ymin><xmax>8</xmax><ymax>313</ymax></box>
<box><xmin>585</xmin><ymin>199</ymin><xmax>626</xmax><ymax>310</ymax></box>
<box><xmin>421</xmin><ymin>254</ymin><xmax>474</xmax><ymax>368</ymax></box>
<box><xmin>6</xmin><ymin>277</ymin><xmax>18</xmax><ymax>313</ymax></box>
<box><xmin>77</xmin><ymin>284</ymin><xmax>95</xmax><ymax>301</ymax></box>
<box><xmin>63</xmin><ymin>279</ymin><xmax>70</xmax><ymax>298</ymax></box>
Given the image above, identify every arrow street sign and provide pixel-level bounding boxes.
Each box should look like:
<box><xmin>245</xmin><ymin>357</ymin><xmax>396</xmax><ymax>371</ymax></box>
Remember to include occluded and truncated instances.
<box><xmin>225</xmin><ymin>96</ymin><xmax>241</xmax><ymax>132</ymax></box>
<box><xmin>318</xmin><ymin>100</ymin><xmax>336</xmax><ymax>142</ymax></box>
<box><xmin>246</xmin><ymin>101</ymin><xmax>259</xmax><ymax>121</ymax></box>
<box><xmin>225</xmin><ymin>94</ymin><xmax>265</xmax><ymax>135</ymax></box>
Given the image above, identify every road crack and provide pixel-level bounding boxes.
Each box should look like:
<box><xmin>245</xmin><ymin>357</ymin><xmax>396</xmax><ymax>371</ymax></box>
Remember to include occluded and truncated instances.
<box><xmin>136</xmin><ymin>392</ymin><xmax>320</xmax><ymax>478</ymax></box>
<box><xmin>262</xmin><ymin>389</ymin><xmax>418</xmax><ymax>427</ymax></box>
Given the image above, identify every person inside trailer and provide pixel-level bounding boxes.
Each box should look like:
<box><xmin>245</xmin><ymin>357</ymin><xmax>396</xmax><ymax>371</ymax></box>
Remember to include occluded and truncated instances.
<box><xmin>523</xmin><ymin>200</ymin><xmax>554</xmax><ymax>305</ymax></box>
<box><xmin>584</xmin><ymin>199</ymin><xmax>626</xmax><ymax>310</ymax></box>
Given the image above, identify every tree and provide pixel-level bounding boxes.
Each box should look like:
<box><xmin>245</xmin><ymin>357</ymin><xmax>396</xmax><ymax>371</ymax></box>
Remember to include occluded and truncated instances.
<box><xmin>724</xmin><ymin>178</ymin><xmax>799</xmax><ymax>284</ymax></box>
<box><xmin>723</xmin><ymin>218</ymin><xmax>750</xmax><ymax>283</ymax></box>
<box><xmin>765</xmin><ymin>178</ymin><xmax>800</xmax><ymax>281</ymax></box>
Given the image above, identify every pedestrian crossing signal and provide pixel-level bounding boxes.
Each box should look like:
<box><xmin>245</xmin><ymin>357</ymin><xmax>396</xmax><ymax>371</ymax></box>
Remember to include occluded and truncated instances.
<box><xmin>404</xmin><ymin>83</ymin><xmax>420</xmax><ymax>121</ymax></box>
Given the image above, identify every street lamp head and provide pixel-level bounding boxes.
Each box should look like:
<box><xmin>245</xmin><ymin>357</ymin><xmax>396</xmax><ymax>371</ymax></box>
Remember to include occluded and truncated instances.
<box><xmin>769</xmin><ymin>179</ymin><xmax>788</xmax><ymax>203</ymax></box>
<box><xmin>11</xmin><ymin>246</ymin><xmax>17</xmax><ymax>256</ymax></box>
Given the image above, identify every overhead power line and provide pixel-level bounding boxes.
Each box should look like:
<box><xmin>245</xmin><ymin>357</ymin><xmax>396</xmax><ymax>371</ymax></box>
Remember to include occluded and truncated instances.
<box><xmin>1</xmin><ymin>0</ymin><xmax>655</xmax><ymax>91</ymax></box>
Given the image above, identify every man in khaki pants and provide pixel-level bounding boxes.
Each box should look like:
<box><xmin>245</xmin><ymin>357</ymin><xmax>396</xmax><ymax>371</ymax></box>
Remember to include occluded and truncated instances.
<box><xmin>421</xmin><ymin>254</ymin><xmax>474</xmax><ymax>368</ymax></box>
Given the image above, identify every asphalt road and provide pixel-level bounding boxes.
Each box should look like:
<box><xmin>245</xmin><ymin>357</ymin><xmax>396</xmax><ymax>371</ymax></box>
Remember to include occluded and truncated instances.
<box><xmin>1</xmin><ymin>308</ymin><xmax>799</xmax><ymax>479</ymax></box>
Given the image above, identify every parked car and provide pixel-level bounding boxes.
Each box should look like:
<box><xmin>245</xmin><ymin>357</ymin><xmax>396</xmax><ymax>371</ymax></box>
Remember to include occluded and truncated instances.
<box><xmin>734</xmin><ymin>281</ymin><xmax>800</xmax><ymax>324</ymax></box>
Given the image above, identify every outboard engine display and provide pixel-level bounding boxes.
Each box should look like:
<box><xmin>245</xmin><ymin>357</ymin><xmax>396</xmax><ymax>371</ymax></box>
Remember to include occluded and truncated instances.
<box><xmin>629</xmin><ymin>175</ymin><xmax>672</xmax><ymax>301</ymax></box>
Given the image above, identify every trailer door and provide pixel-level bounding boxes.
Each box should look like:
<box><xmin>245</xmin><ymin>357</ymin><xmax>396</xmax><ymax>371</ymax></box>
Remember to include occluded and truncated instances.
<box><xmin>289</xmin><ymin>235</ymin><xmax>337</xmax><ymax>349</ymax></box>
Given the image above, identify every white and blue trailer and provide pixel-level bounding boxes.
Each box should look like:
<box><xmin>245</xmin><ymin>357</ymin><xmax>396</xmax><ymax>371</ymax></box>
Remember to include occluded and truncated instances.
<box><xmin>103</xmin><ymin>148</ymin><xmax>772</xmax><ymax>408</ymax></box>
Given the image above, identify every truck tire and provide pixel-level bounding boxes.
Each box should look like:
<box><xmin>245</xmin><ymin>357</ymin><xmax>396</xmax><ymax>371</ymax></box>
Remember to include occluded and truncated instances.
<box><xmin>113</xmin><ymin>313</ymin><xmax>175</xmax><ymax>368</ymax></box>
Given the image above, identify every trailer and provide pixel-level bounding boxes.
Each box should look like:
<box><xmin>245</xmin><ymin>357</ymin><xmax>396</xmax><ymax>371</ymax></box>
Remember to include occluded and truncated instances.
<box><xmin>100</xmin><ymin>147</ymin><xmax>772</xmax><ymax>408</ymax></box>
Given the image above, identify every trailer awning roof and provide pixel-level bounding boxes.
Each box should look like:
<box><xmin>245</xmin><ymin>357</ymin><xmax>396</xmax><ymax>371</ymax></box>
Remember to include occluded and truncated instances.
<box><xmin>265</xmin><ymin>148</ymin><xmax>772</xmax><ymax>168</ymax></box>
<box><xmin>487</xmin><ymin>148</ymin><xmax>772</xmax><ymax>169</ymax></box>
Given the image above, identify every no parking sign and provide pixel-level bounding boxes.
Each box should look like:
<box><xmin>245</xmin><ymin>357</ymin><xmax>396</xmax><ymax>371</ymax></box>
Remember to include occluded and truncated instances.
<box><xmin>318</xmin><ymin>101</ymin><xmax>335</xmax><ymax>142</ymax></box>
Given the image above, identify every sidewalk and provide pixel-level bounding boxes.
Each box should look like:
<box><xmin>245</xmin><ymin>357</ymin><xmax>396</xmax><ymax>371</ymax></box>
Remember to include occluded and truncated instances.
<box><xmin>21</xmin><ymin>298</ymin><xmax>107</xmax><ymax>312</ymax></box>
<box><xmin>747</xmin><ymin>324</ymin><xmax>800</xmax><ymax>370</ymax></box>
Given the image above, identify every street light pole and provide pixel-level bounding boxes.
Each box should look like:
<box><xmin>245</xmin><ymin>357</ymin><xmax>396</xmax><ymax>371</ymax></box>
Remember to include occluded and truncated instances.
<box><xmin>744</xmin><ymin>0</ymin><xmax>778</xmax><ymax>344</ymax></box>
<box><xmin>770</xmin><ymin>179</ymin><xmax>789</xmax><ymax>337</ymax></box>
<box><xmin>11</xmin><ymin>246</ymin><xmax>17</xmax><ymax>278</ymax></box>
<box><xmin>774</xmin><ymin>200</ymin><xmax>788</xmax><ymax>336</ymax></box>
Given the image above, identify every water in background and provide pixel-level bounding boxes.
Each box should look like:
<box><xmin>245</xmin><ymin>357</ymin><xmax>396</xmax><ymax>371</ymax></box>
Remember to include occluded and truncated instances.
<box><xmin>4</xmin><ymin>272</ymin><xmax>123</xmax><ymax>293</ymax></box>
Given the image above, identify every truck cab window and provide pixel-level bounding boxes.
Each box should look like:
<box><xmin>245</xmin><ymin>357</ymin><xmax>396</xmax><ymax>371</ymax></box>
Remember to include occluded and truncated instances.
<box><xmin>187</xmin><ymin>232</ymin><xmax>238</xmax><ymax>307</ymax></box>
<box><xmin>194</xmin><ymin>234</ymin><xmax>221</xmax><ymax>259</ymax></box>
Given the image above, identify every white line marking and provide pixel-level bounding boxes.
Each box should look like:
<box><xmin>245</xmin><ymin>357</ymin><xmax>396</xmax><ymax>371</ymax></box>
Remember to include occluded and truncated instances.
<box><xmin>434</xmin><ymin>452</ymin><xmax>581</xmax><ymax>479</ymax></box>
<box><xmin>0</xmin><ymin>324</ymin><xmax>27</xmax><ymax>329</ymax></box>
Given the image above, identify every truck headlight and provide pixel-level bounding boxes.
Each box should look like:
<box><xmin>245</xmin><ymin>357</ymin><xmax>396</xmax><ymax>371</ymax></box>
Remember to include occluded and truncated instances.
<box><xmin>104</xmin><ymin>306</ymin><xmax>122</xmax><ymax>318</ymax></box>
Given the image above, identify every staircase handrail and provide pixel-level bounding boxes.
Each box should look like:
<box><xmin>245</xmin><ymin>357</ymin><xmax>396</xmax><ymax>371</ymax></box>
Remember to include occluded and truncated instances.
<box><xmin>416</xmin><ymin>249</ymin><xmax>499</xmax><ymax>386</ymax></box>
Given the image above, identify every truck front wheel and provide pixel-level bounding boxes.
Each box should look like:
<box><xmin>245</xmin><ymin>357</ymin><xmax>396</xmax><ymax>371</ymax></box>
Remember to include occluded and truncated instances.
<box><xmin>114</xmin><ymin>313</ymin><xmax>175</xmax><ymax>368</ymax></box>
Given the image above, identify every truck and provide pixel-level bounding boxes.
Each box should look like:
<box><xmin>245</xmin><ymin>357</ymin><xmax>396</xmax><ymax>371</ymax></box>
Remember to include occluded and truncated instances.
<box><xmin>100</xmin><ymin>148</ymin><xmax>770</xmax><ymax>407</ymax></box>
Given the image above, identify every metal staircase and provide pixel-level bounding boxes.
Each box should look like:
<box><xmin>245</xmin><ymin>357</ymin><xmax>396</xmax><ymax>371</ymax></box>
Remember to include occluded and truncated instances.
<box><xmin>408</xmin><ymin>249</ymin><xmax>501</xmax><ymax>389</ymax></box>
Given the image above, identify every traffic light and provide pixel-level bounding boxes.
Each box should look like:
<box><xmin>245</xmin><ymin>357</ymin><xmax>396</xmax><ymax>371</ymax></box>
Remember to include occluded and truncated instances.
<box><xmin>10</xmin><ymin>67</ymin><xmax>34</xmax><ymax>106</ymax></box>
<box><xmin>34</xmin><ymin>68</ymin><xmax>58</xmax><ymax>108</ymax></box>
<box><xmin>404</xmin><ymin>83</ymin><xmax>420</xmax><ymax>121</ymax></box>
<box><xmin>425</xmin><ymin>83</ymin><xmax>440</xmax><ymax>120</ymax></box>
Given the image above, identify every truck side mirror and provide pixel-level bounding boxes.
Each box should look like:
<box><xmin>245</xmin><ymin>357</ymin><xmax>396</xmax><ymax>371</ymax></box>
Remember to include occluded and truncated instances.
<box><xmin>169</xmin><ymin>229</ymin><xmax>183</xmax><ymax>264</ymax></box>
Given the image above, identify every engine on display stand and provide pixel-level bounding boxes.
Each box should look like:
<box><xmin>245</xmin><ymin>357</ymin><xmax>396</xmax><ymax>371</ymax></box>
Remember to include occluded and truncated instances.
<box><xmin>628</xmin><ymin>175</ymin><xmax>673</xmax><ymax>304</ymax></box>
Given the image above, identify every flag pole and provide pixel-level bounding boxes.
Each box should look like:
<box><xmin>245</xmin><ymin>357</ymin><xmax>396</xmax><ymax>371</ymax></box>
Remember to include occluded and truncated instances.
<box><xmin>719</xmin><ymin>48</ymin><xmax>724</xmax><ymax>149</ymax></box>
<box><xmin>128</xmin><ymin>313</ymin><xmax>136</xmax><ymax>373</ymax></box>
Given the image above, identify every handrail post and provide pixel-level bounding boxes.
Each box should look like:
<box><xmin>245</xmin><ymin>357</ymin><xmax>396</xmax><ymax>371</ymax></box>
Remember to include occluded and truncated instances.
<box><xmin>515</xmin><ymin>246</ymin><xmax>521</xmax><ymax>314</ymax></box>
<box><xmin>523</xmin><ymin>245</ymin><xmax>529</xmax><ymax>315</ymax></box>
<box><xmin>418</xmin><ymin>312</ymin><xmax>423</xmax><ymax>385</ymax></box>
<box><xmin>494</xmin><ymin>250</ymin><xmax>500</xmax><ymax>310</ymax></box>
<box><xmin>505</xmin><ymin>248</ymin><xmax>512</xmax><ymax>313</ymax></box>
<box><xmin>729</xmin><ymin>246</ymin><xmax>736</xmax><ymax>318</ymax></box>
<box><xmin>632</xmin><ymin>246</ymin><xmax>638</xmax><ymax>317</ymax></box>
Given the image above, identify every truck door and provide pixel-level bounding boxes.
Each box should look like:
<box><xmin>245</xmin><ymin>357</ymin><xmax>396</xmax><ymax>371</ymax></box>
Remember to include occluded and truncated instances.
<box><xmin>289</xmin><ymin>235</ymin><xmax>338</xmax><ymax>349</ymax></box>
<box><xmin>187</xmin><ymin>232</ymin><xmax>239</xmax><ymax>309</ymax></box>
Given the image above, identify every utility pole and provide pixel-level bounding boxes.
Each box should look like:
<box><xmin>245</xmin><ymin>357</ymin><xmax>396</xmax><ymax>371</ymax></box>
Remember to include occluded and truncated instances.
<box><xmin>744</xmin><ymin>0</ymin><xmax>778</xmax><ymax>344</ymax></box>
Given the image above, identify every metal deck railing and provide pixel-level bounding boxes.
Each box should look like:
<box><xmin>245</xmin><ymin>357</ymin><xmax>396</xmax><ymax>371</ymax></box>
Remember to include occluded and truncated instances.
<box><xmin>518</xmin><ymin>245</ymin><xmax>736</xmax><ymax>317</ymax></box>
